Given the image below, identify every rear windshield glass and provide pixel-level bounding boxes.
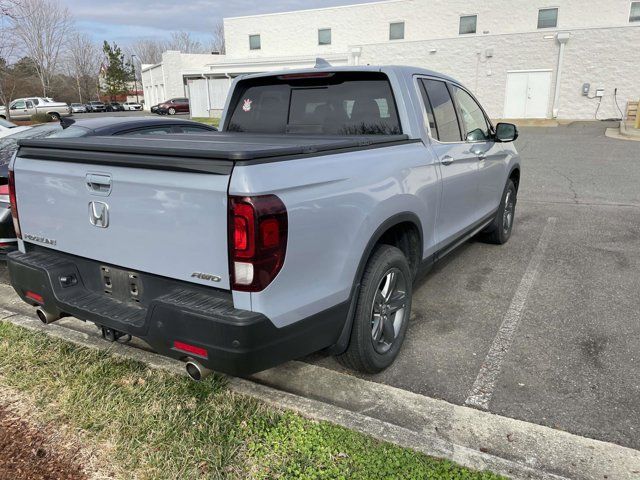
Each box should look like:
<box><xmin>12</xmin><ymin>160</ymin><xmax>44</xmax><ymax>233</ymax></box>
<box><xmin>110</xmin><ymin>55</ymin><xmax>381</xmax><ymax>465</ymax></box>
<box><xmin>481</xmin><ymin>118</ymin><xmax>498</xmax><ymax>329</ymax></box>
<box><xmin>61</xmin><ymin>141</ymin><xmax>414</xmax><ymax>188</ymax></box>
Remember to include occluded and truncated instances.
<box><xmin>226</xmin><ymin>72</ymin><xmax>401</xmax><ymax>135</ymax></box>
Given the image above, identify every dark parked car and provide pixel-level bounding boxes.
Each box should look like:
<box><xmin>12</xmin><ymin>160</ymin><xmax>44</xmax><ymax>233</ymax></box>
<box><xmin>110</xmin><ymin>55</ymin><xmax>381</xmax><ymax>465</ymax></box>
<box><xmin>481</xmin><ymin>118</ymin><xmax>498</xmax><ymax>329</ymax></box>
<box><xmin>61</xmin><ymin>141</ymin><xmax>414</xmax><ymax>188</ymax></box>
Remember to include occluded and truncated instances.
<box><xmin>105</xmin><ymin>102</ymin><xmax>125</xmax><ymax>112</ymax></box>
<box><xmin>156</xmin><ymin>98</ymin><xmax>190</xmax><ymax>115</ymax></box>
<box><xmin>0</xmin><ymin>116</ymin><xmax>217</xmax><ymax>251</ymax></box>
<box><xmin>86</xmin><ymin>101</ymin><xmax>106</xmax><ymax>112</ymax></box>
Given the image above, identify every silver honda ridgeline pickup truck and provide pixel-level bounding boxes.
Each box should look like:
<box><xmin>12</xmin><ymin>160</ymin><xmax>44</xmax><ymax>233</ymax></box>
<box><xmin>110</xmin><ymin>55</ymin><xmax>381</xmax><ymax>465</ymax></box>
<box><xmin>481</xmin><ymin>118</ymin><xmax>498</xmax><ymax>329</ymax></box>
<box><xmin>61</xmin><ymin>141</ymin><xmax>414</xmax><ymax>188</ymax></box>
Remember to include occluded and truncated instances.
<box><xmin>7</xmin><ymin>66</ymin><xmax>520</xmax><ymax>379</ymax></box>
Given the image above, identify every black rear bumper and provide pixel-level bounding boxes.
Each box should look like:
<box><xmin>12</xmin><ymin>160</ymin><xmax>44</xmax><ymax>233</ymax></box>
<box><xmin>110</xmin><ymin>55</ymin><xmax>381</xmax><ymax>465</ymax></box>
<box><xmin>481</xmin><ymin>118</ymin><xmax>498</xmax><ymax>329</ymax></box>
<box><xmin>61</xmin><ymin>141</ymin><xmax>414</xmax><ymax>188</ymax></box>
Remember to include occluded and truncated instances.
<box><xmin>6</xmin><ymin>247</ymin><xmax>348</xmax><ymax>376</ymax></box>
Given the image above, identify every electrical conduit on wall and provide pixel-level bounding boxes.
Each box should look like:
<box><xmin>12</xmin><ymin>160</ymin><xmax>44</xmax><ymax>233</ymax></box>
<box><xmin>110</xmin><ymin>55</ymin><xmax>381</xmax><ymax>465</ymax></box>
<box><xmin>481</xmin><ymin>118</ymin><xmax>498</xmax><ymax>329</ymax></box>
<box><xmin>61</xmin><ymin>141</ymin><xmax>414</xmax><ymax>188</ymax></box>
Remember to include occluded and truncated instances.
<box><xmin>552</xmin><ymin>32</ymin><xmax>571</xmax><ymax>118</ymax></box>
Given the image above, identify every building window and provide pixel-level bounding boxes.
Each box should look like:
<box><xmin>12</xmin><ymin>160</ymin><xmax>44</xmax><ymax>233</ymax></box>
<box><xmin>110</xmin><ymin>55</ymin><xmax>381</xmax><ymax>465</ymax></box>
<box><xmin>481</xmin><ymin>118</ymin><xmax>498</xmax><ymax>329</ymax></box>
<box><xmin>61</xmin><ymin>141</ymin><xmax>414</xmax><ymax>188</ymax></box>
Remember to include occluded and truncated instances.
<box><xmin>631</xmin><ymin>2</ymin><xmax>640</xmax><ymax>22</ymax></box>
<box><xmin>389</xmin><ymin>22</ymin><xmax>405</xmax><ymax>40</ymax></box>
<box><xmin>459</xmin><ymin>15</ymin><xmax>477</xmax><ymax>34</ymax></box>
<box><xmin>537</xmin><ymin>8</ymin><xmax>558</xmax><ymax>28</ymax></box>
<box><xmin>249</xmin><ymin>34</ymin><xmax>261</xmax><ymax>50</ymax></box>
<box><xmin>318</xmin><ymin>28</ymin><xmax>332</xmax><ymax>45</ymax></box>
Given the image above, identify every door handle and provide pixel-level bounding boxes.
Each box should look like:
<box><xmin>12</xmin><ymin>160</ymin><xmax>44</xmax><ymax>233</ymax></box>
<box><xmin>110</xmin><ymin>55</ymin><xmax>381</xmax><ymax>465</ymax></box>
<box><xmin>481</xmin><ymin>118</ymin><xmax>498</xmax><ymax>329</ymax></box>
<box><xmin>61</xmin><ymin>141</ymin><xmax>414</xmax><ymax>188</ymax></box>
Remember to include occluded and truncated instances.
<box><xmin>440</xmin><ymin>155</ymin><xmax>454</xmax><ymax>166</ymax></box>
<box><xmin>86</xmin><ymin>173</ymin><xmax>112</xmax><ymax>195</ymax></box>
<box><xmin>470</xmin><ymin>145</ymin><xmax>487</xmax><ymax>161</ymax></box>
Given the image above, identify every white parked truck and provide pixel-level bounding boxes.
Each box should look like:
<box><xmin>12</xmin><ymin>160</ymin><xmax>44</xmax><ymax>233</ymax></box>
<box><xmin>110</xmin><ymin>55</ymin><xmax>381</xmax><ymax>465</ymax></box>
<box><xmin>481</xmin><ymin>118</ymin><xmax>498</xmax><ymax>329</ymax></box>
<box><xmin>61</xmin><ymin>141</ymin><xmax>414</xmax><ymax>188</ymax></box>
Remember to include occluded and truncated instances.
<box><xmin>0</xmin><ymin>97</ymin><xmax>71</xmax><ymax>121</ymax></box>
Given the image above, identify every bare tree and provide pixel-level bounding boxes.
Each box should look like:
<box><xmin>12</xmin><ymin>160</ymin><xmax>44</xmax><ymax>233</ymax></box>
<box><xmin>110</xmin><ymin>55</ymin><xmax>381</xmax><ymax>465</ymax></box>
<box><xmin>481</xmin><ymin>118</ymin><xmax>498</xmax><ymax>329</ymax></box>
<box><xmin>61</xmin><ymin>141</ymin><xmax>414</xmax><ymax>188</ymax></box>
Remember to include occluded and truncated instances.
<box><xmin>0</xmin><ymin>0</ymin><xmax>18</xmax><ymax>18</ymax></box>
<box><xmin>127</xmin><ymin>38</ymin><xmax>167</xmax><ymax>65</ymax></box>
<box><xmin>65</xmin><ymin>32</ymin><xmax>100</xmax><ymax>103</ymax></box>
<box><xmin>11</xmin><ymin>0</ymin><xmax>74</xmax><ymax>97</ymax></box>
<box><xmin>0</xmin><ymin>2</ymin><xmax>17</xmax><ymax>116</ymax></box>
<box><xmin>168</xmin><ymin>31</ymin><xmax>205</xmax><ymax>54</ymax></box>
<box><xmin>210</xmin><ymin>20</ymin><xmax>225</xmax><ymax>54</ymax></box>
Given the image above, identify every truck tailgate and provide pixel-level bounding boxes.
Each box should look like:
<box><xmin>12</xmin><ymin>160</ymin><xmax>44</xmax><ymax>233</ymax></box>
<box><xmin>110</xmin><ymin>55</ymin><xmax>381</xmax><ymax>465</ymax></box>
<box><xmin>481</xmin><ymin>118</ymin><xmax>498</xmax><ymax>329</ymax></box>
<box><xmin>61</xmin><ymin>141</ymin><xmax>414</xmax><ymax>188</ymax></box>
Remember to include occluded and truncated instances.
<box><xmin>13</xmin><ymin>156</ymin><xmax>232</xmax><ymax>289</ymax></box>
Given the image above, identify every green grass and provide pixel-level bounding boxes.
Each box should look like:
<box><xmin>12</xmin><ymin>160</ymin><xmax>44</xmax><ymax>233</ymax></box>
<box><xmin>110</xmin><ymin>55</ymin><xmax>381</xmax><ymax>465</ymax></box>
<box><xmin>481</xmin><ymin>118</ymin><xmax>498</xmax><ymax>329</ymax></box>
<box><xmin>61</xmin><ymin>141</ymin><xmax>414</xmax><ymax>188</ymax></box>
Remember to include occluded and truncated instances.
<box><xmin>192</xmin><ymin>117</ymin><xmax>220</xmax><ymax>127</ymax></box>
<box><xmin>0</xmin><ymin>321</ymin><xmax>503</xmax><ymax>480</ymax></box>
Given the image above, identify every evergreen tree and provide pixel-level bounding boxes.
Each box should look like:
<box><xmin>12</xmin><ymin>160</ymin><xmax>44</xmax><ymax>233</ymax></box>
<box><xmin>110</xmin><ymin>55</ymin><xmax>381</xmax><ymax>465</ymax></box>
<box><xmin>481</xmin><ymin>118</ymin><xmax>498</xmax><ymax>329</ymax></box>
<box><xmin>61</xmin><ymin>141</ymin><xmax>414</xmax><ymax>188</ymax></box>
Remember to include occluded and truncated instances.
<box><xmin>101</xmin><ymin>41</ymin><xmax>133</xmax><ymax>100</ymax></box>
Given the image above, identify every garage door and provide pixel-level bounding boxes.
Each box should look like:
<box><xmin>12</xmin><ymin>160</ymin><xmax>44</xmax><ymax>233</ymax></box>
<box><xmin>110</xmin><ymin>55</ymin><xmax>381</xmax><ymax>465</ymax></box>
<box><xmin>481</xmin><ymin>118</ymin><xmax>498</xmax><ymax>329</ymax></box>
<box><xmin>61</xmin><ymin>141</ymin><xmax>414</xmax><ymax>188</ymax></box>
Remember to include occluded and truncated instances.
<box><xmin>504</xmin><ymin>70</ymin><xmax>552</xmax><ymax>119</ymax></box>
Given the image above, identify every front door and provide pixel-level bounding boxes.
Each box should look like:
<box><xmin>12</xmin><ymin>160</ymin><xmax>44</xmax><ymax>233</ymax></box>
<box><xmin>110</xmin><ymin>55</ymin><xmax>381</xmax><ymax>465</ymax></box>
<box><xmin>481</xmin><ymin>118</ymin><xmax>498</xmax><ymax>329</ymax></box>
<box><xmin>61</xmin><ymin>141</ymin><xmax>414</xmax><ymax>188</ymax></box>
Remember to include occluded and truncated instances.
<box><xmin>450</xmin><ymin>84</ymin><xmax>507</xmax><ymax>218</ymax></box>
<box><xmin>420</xmin><ymin>79</ymin><xmax>480</xmax><ymax>249</ymax></box>
<box><xmin>504</xmin><ymin>70</ymin><xmax>552</xmax><ymax>119</ymax></box>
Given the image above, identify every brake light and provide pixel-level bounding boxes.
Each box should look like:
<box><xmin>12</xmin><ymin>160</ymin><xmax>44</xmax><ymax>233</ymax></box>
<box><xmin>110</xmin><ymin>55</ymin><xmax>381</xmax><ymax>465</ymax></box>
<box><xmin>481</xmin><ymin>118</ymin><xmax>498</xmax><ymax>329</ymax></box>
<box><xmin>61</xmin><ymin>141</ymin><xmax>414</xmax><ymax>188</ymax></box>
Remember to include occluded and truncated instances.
<box><xmin>229</xmin><ymin>195</ymin><xmax>288</xmax><ymax>292</ymax></box>
<box><xmin>8</xmin><ymin>168</ymin><xmax>21</xmax><ymax>238</ymax></box>
<box><xmin>277</xmin><ymin>72</ymin><xmax>335</xmax><ymax>80</ymax></box>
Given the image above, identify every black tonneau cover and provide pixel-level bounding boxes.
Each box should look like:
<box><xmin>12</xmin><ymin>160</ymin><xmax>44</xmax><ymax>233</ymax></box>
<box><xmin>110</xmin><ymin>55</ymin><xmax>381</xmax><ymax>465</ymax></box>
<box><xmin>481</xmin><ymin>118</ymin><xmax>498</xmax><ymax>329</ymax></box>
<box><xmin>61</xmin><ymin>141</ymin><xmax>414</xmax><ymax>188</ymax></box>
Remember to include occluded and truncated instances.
<box><xmin>17</xmin><ymin>133</ymin><xmax>416</xmax><ymax>174</ymax></box>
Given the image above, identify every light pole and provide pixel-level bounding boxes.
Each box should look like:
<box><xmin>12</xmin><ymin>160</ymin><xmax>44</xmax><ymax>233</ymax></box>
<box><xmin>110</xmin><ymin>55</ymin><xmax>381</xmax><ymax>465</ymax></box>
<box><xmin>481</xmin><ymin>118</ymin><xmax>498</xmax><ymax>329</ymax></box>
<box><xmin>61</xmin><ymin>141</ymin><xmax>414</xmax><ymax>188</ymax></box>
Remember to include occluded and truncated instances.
<box><xmin>131</xmin><ymin>54</ymin><xmax>139</xmax><ymax>104</ymax></box>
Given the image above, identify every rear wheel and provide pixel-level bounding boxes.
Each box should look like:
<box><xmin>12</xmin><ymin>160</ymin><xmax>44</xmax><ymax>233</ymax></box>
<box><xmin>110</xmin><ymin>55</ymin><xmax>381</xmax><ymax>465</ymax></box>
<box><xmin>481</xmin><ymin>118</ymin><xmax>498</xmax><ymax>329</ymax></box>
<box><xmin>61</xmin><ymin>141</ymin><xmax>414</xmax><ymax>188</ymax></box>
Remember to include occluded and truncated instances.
<box><xmin>49</xmin><ymin>112</ymin><xmax>60</xmax><ymax>121</ymax></box>
<box><xmin>337</xmin><ymin>245</ymin><xmax>412</xmax><ymax>373</ymax></box>
<box><xmin>168</xmin><ymin>107</ymin><xmax>176</xmax><ymax>115</ymax></box>
<box><xmin>483</xmin><ymin>179</ymin><xmax>516</xmax><ymax>244</ymax></box>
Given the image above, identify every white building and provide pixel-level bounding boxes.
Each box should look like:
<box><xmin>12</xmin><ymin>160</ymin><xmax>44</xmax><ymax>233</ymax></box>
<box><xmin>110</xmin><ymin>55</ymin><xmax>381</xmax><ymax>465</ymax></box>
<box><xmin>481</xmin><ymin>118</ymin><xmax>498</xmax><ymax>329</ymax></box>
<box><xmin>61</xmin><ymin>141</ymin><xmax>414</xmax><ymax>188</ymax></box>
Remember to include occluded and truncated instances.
<box><xmin>141</xmin><ymin>0</ymin><xmax>640</xmax><ymax>120</ymax></box>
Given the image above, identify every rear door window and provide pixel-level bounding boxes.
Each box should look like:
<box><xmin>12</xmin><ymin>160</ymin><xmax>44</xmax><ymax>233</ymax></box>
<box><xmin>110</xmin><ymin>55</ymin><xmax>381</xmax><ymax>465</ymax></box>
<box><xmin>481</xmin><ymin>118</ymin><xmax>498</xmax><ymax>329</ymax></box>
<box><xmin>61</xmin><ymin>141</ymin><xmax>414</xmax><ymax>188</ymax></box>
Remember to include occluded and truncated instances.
<box><xmin>421</xmin><ymin>79</ymin><xmax>462</xmax><ymax>142</ymax></box>
<box><xmin>226</xmin><ymin>72</ymin><xmax>401</xmax><ymax>135</ymax></box>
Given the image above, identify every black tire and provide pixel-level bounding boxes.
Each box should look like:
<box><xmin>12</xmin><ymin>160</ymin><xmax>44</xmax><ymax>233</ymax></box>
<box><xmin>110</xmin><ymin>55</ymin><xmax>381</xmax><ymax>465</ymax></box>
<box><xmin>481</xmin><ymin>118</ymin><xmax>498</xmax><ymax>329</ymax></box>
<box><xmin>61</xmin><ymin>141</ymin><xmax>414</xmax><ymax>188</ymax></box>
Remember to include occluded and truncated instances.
<box><xmin>49</xmin><ymin>112</ymin><xmax>60</xmax><ymax>121</ymax></box>
<box><xmin>483</xmin><ymin>179</ymin><xmax>517</xmax><ymax>245</ymax></box>
<box><xmin>168</xmin><ymin>107</ymin><xmax>176</xmax><ymax>115</ymax></box>
<box><xmin>337</xmin><ymin>244</ymin><xmax>412</xmax><ymax>373</ymax></box>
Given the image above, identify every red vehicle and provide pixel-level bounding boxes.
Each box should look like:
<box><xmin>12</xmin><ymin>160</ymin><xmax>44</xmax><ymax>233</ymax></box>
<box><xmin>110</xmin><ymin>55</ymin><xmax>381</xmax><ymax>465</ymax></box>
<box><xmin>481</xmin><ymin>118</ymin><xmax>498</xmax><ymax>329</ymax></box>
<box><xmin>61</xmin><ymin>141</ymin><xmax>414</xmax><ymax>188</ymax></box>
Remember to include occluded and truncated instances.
<box><xmin>156</xmin><ymin>98</ymin><xmax>190</xmax><ymax>115</ymax></box>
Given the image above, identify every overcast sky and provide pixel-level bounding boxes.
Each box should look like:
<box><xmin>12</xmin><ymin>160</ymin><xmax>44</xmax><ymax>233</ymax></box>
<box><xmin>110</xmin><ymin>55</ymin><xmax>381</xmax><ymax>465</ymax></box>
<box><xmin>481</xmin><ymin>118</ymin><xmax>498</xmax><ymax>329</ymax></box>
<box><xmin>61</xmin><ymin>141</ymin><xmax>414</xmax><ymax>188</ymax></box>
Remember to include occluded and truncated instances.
<box><xmin>59</xmin><ymin>0</ymin><xmax>383</xmax><ymax>45</ymax></box>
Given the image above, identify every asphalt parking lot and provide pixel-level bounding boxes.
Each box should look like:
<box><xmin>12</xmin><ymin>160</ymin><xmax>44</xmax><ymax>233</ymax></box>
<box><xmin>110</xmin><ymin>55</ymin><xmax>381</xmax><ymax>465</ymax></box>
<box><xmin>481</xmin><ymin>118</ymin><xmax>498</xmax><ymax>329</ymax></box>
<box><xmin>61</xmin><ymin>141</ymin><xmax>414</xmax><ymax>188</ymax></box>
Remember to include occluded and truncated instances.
<box><xmin>1</xmin><ymin>120</ymin><xmax>638</xmax><ymax>450</ymax></box>
<box><xmin>309</xmin><ymin>120</ymin><xmax>640</xmax><ymax>450</ymax></box>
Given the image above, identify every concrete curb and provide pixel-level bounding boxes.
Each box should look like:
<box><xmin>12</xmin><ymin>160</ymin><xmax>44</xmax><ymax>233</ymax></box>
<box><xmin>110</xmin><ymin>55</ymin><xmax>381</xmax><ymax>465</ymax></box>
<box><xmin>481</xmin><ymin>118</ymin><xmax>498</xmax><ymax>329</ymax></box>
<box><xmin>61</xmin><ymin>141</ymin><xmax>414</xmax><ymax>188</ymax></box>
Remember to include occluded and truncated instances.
<box><xmin>1</xmin><ymin>304</ymin><xmax>639</xmax><ymax>479</ymax></box>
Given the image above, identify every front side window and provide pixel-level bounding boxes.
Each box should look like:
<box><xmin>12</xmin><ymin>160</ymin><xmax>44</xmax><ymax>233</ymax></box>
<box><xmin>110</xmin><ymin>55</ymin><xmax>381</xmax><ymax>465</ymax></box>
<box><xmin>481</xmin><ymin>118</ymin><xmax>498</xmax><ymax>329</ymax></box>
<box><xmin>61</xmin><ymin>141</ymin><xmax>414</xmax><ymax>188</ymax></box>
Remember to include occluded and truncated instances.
<box><xmin>459</xmin><ymin>15</ymin><xmax>477</xmax><ymax>34</ymax></box>
<box><xmin>318</xmin><ymin>28</ymin><xmax>331</xmax><ymax>45</ymax></box>
<box><xmin>249</xmin><ymin>34</ymin><xmax>261</xmax><ymax>50</ymax></box>
<box><xmin>451</xmin><ymin>86</ymin><xmax>490</xmax><ymax>141</ymax></box>
<box><xmin>538</xmin><ymin>8</ymin><xmax>558</xmax><ymax>28</ymax></box>
<box><xmin>227</xmin><ymin>72</ymin><xmax>401</xmax><ymax>135</ymax></box>
<box><xmin>389</xmin><ymin>22</ymin><xmax>405</xmax><ymax>40</ymax></box>
<box><xmin>421</xmin><ymin>79</ymin><xmax>461</xmax><ymax>142</ymax></box>
<box><xmin>11</xmin><ymin>100</ymin><xmax>26</xmax><ymax>109</ymax></box>
<box><xmin>631</xmin><ymin>2</ymin><xmax>640</xmax><ymax>22</ymax></box>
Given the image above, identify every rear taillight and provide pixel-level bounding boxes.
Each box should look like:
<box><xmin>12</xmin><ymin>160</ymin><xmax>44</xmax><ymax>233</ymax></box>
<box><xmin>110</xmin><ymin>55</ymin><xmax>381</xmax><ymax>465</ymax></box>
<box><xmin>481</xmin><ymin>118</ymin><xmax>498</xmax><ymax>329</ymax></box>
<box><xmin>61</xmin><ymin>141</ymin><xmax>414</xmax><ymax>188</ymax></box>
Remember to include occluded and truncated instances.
<box><xmin>229</xmin><ymin>195</ymin><xmax>287</xmax><ymax>292</ymax></box>
<box><xmin>0</xmin><ymin>184</ymin><xmax>9</xmax><ymax>204</ymax></box>
<box><xmin>8</xmin><ymin>168</ymin><xmax>21</xmax><ymax>238</ymax></box>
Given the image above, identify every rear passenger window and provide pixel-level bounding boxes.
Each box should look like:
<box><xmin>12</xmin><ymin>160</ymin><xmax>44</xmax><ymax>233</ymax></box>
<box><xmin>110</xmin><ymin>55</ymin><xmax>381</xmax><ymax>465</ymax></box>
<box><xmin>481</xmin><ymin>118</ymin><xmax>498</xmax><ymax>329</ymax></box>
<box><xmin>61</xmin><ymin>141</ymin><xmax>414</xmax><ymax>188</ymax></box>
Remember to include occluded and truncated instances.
<box><xmin>422</xmin><ymin>79</ymin><xmax>461</xmax><ymax>142</ymax></box>
<box><xmin>451</xmin><ymin>86</ymin><xmax>490</xmax><ymax>141</ymax></box>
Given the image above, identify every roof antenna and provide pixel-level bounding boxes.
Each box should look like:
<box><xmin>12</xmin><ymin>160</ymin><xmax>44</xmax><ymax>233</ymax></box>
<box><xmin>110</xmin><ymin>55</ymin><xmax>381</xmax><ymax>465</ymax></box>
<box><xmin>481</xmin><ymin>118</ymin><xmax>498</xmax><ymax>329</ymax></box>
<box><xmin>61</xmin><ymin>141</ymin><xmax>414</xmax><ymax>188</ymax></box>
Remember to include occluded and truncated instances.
<box><xmin>314</xmin><ymin>57</ymin><xmax>332</xmax><ymax>69</ymax></box>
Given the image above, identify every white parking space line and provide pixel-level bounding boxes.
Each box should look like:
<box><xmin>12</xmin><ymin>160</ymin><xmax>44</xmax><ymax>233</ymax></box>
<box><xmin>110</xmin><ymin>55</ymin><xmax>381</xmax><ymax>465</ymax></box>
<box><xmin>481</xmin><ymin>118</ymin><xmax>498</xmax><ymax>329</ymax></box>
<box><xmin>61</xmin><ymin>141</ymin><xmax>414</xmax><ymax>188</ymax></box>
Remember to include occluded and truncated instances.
<box><xmin>465</xmin><ymin>217</ymin><xmax>557</xmax><ymax>410</ymax></box>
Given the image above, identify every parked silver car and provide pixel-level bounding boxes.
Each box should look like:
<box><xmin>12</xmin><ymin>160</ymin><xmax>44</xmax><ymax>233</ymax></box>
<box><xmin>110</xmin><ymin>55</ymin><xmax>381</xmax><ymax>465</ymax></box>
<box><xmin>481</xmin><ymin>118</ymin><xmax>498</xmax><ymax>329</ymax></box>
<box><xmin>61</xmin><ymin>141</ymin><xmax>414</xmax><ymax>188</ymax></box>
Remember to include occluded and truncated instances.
<box><xmin>70</xmin><ymin>103</ymin><xmax>87</xmax><ymax>114</ymax></box>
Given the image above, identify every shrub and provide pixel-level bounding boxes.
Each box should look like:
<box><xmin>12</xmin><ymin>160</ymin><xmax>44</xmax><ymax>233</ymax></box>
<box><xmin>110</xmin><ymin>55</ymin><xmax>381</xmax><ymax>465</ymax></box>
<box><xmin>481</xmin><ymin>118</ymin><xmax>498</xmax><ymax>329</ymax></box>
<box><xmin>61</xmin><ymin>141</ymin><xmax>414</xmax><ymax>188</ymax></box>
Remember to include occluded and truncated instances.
<box><xmin>30</xmin><ymin>113</ymin><xmax>54</xmax><ymax>124</ymax></box>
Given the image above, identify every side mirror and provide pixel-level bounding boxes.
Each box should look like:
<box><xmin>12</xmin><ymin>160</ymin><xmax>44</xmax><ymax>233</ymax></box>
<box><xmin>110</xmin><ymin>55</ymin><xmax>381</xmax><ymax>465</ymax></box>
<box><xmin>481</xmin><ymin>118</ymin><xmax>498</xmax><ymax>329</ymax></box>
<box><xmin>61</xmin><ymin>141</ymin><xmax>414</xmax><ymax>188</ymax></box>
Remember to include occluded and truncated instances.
<box><xmin>495</xmin><ymin>122</ymin><xmax>518</xmax><ymax>142</ymax></box>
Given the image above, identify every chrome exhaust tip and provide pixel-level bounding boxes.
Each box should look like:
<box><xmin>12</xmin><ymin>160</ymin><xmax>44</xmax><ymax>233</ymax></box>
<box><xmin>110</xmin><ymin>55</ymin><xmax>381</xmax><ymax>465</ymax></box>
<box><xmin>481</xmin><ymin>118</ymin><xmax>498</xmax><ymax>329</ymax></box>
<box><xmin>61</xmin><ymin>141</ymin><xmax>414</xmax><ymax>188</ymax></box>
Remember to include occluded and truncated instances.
<box><xmin>36</xmin><ymin>308</ymin><xmax>61</xmax><ymax>325</ymax></box>
<box><xmin>185</xmin><ymin>359</ymin><xmax>213</xmax><ymax>382</ymax></box>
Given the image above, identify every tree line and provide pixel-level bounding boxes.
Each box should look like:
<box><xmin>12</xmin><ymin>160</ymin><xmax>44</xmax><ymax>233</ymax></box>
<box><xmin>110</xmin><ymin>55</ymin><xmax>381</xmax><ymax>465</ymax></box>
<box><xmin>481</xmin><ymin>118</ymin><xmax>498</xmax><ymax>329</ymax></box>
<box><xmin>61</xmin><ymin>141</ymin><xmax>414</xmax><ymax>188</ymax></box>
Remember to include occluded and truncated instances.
<box><xmin>0</xmin><ymin>0</ymin><xmax>224</xmax><ymax>111</ymax></box>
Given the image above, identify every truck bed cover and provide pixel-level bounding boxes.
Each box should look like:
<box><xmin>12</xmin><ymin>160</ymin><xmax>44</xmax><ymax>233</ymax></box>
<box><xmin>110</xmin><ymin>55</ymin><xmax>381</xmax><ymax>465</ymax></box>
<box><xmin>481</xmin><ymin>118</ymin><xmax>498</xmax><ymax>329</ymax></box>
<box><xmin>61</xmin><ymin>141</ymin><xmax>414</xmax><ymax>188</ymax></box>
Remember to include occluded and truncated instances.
<box><xmin>17</xmin><ymin>133</ymin><xmax>416</xmax><ymax>174</ymax></box>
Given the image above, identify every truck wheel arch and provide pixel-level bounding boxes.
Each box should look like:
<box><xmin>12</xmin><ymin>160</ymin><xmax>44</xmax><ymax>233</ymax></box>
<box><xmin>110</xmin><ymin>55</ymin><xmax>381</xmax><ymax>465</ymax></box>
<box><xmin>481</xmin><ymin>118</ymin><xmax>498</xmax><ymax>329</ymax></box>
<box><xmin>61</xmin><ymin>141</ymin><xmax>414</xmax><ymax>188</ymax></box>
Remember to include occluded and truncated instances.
<box><xmin>328</xmin><ymin>212</ymin><xmax>424</xmax><ymax>355</ymax></box>
<box><xmin>509</xmin><ymin>166</ymin><xmax>521</xmax><ymax>192</ymax></box>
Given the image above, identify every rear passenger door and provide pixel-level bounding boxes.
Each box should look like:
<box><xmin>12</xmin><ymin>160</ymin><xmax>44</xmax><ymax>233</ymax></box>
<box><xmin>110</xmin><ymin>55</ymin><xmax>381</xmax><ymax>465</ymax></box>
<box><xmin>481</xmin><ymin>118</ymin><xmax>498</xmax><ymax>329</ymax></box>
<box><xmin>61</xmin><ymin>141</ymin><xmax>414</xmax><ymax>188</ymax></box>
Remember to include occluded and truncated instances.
<box><xmin>450</xmin><ymin>85</ymin><xmax>507</xmax><ymax>219</ymax></box>
<box><xmin>419</xmin><ymin>78</ymin><xmax>481</xmax><ymax>249</ymax></box>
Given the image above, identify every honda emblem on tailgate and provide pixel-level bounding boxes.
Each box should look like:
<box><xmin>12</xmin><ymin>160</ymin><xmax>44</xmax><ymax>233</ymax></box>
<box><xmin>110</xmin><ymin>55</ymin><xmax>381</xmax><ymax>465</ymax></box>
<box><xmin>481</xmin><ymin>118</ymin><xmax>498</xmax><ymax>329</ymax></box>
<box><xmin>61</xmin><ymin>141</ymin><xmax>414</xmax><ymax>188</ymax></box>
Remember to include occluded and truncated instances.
<box><xmin>89</xmin><ymin>201</ymin><xmax>109</xmax><ymax>228</ymax></box>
